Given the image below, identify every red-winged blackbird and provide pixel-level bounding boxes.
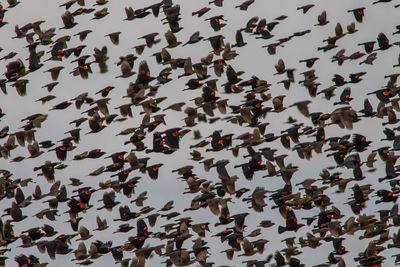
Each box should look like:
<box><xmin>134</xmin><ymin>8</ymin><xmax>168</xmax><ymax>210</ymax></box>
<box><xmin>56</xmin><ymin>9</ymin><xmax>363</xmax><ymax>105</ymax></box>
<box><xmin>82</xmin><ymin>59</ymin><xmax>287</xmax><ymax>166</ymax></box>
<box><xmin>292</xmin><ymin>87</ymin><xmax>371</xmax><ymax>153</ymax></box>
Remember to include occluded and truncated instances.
<box><xmin>377</xmin><ymin>32</ymin><xmax>391</xmax><ymax>50</ymax></box>
<box><xmin>118</xmin><ymin>177</ymin><xmax>138</xmax><ymax>196</ymax></box>
<box><xmin>163</xmin><ymin>127</ymin><xmax>181</xmax><ymax>149</ymax></box>
<box><xmin>46</xmin><ymin>42</ymin><xmax>65</xmax><ymax>61</ymax></box>
<box><xmin>334</xmin><ymin>87</ymin><xmax>352</xmax><ymax>105</ymax></box>
<box><xmin>146</xmin><ymin>163</ymin><xmax>163</xmax><ymax>179</ymax></box>
<box><xmin>73</xmin><ymin>187</ymin><xmax>96</xmax><ymax>205</ymax></box>
<box><xmin>67</xmin><ymin>198</ymin><xmax>85</xmax><ymax>215</ymax></box>
<box><xmin>349</xmin><ymin>72</ymin><xmax>365</xmax><ymax>83</ymax></box>
<box><xmin>358</xmin><ymin>41</ymin><xmax>375</xmax><ymax>53</ymax></box>
<box><xmin>376</xmin><ymin>189</ymin><xmax>398</xmax><ymax>204</ymax></box>
<box><xmin>332</xmin><ymin>74</ymin><xmax>347</xmax><ymax>86</ymax></box>
<box><xmin>61</xmin><ymin>11</ymin><xmax>78</xmax><ymax>29</ymax></box>
<box><xmin>111</xmin><ymin>168</ymin><xmax>133</xmax><ymax>182</ymax></box>
<box><xmin>348</xmin><ymin>7</ymin><xmax>365</xmax><ymax>22</ymax></box>
<box><xmin>206</xmin><ymin>15</ymin><xmax>226</xmax><ymax>32</ymax></box>
<box><xmin>206</xmin><ymin>131</ymin><xmax>225</xmax><ymax>152</ymax></box>
<box><xmin>278</xmin><ymin>208</ymin><xmax>304</xmax><ymax>233</ymax></box>
<box><xmin>157</xmin><ymin>67</ymin><xmax>172</xmax><ymax>84</ymax></box>
<box><xmin>0</xmin><ymin>126</ymin><xmax>9</xmax><ymax>138</ymax></box>
<box><xmin>146</xmin><ymin>132</ymin><xmax>167</xmax><ymax>153</ymax></box>
<box><xmin>110</xmin><ymin>246</ymin><xmax>123</xmax><ymax>261</ymax></box>
<box><xmin>242</xmin><ymin>16</ymin><xmax>258</xmax><ymax>33</ymax></box>
<box><xmin>105</xmin><ymin>151</ymin><xmax>126</xmax><ymax>165</ymax></box>
<box><xmin>33</xmin><ymin>161</ymin><xmax>58</xmax><ymax>182</ymax></box>
<box><xmin>367</xmin><ymin>88</ymin><xmax>392</xmax><ymax>103</ymax></box>
<box><xmin>137</xmin><ymin>218</ymin><xmax>151</xmax><ymax>237</ymax></box>
<box><xmin>316</xmin><ymin>127</ymin><xmax>326</xmax><ymax>142</ymax></box>
<box><xmin>299</xmin><ymin>57</ymin><xmax>319</xmax><ymax>68</ymax></box>
<box><xmin>93</xmin><ymin>240</ymin><xmax>112</xmax><ymax>254</ymax></box>
<box><xmin>135</xmin><ymin>60</ymin><xmax>155</xmax><ymax>85</ymax></box>
<box><xmin>49</xmin><ymin>144</ymin><xmax>72</xmax><ymax>161</ymax></box>
<box><xmin>183</xmin><ymin>78</ymin><xmax>203</xmax><ymax>90</ymax></box>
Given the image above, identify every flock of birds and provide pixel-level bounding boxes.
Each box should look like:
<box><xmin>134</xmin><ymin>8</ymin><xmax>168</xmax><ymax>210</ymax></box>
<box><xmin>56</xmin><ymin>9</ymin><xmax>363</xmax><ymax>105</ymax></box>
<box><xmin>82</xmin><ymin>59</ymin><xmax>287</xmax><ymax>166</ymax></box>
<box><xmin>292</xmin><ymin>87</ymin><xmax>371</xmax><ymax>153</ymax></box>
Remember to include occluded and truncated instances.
<box><xmin>1</xmin><ymin>0</ymin><xmax>400</xmax><ymax>266</ymax></box>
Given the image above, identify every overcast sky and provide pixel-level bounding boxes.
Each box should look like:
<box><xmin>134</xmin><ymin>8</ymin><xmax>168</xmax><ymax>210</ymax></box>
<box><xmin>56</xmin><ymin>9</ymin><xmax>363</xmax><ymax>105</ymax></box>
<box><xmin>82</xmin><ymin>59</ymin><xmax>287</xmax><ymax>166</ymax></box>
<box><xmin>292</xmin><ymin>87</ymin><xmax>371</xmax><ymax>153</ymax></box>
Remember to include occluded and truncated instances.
<box><xmin>1</xmin><ymin>0</ymin><xmax>400</xmax><ymax>266</ymax></box>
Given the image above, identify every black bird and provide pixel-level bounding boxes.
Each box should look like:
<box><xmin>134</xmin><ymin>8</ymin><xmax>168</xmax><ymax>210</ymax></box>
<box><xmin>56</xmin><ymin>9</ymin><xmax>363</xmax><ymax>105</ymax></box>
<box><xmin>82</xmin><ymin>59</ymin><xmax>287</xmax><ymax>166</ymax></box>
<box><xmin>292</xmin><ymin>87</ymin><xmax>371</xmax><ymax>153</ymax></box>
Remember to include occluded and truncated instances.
<box><xmin>163</xmin><ymin>127</ymin><xmax>181</xmax><ymax>149</ymax></box>
<box><xmin>348</xmin><ymin>7</ymin><xmax>365</xmax><ymax>22</ymax></box>
<box><xmin>49</xmin><ymin>101</ymin><xmax>72</xmax><ymax>111</ymax></box>
<box><xmin>332</xmin><ymin>74</ymin><xmax>347</xmax><ymax>86</ymax></box>
<box><xmin>334</xmin><ymin>87</ymin><xmax>352</xmax><ymax>105</ymax></box>
<box><xmin>86</xmin><ymin>149</ymin><xmax>106</xmax><ymax>159</ymax></box>
<box><xmin>299</xmin><ymin>57</ymin><xmax>319</xmax><ymax>68</ymax></box>
<box><xmin>278</xmin><ymin>208</ymin><xmax>304</xmax><ymax>233</ymax></box>
<box><xmin>377</xmin><ymin>32</ymin><xmax>391</xmax><ymax>50</ymax></box>
<box><xmin>146</xmin><ymin>163</ymin><xmax>163</xmax><ymax>179</ymax></box>
<box><xmin>205</xmin><ymin>15</ymin><xmax>226</xmax><ymax>31</ymax></box>
<box><xmin>33</xmin><ymin>161</ymin><xmax>58</xmax><ymax>182</ymax></box>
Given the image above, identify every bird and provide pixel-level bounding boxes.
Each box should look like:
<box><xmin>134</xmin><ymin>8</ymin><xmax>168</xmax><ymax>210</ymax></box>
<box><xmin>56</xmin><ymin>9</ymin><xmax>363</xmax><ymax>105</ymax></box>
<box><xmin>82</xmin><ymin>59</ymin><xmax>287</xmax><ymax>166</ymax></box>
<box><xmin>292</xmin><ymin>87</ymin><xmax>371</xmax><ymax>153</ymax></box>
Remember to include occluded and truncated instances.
<box><xmin>297</xmin><ymin>4</ymin><xmax>314</xmax><ymax>13</ymax></box>
<box><xmin>315</xmin><ymin>11</ymin><xmax>329</xmax><ymax>26</ymax></box>
<box><xmin>0</xmin><ymin>1</ymin><xmax>400</xmax><ymax>267</ymax></box>
<box><xmin>348</xmin><ymin>7</ymin><xmax>365</xmax><ymax>22</ymax></box>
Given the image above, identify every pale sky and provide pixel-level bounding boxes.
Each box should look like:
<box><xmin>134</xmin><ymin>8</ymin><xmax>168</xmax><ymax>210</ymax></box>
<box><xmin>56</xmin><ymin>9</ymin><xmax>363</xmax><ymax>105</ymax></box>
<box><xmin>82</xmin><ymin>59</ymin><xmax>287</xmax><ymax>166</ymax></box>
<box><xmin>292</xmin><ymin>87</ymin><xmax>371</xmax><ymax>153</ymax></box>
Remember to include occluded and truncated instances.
<box><xmin>1</xmin><ymin>0</ymin><xmax>400</xmax><ymax>266</ymax></box>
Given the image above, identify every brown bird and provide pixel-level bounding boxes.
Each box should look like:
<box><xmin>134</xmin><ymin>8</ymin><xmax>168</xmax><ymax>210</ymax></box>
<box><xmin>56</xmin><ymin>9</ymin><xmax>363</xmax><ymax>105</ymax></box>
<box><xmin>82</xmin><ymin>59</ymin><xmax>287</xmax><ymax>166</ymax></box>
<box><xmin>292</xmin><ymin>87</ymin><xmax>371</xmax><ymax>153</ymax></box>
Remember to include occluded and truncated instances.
<box><xmin>11</xmin><ymin>79</ymin><xmax>28</xmax><ymax>96</ymax></box>
<box><xmin>289</xmin><ymin>100</ymin><xmax>311</xmax><ymax>117</ymax></box>
<box><xmin>139</xmin><ymin>32</ymin><xmax>160</xmax><ymax>48</ymax></box>
<box><xmin>116</xmin><ymin>59</ymin><xmax>136</xmax><ymax>78</ymax></box>
<box><xmin>61</xmin><ymin>11</ymin><xmax>77</xmax><ymax>29</ymax></box>
<box><xmin>164</xmin><ymin>30</ymin><xmax>181</xmax><ymax>48</ymax></box>
<box><xmin>94</xmin><ymin>216</ymin><xmax>108</xmax><ymax>231</ymax></box>
<box><xmin>76</xmin><ymin>226</ymin><xmax>93</xmax><ymax>241</ymax></box>
<box><xmin>274</xmin><ymin>59</ymin><xmax>287</xmax><ymax>75</ymax></box>
<box><xmin>72</xmin><ymin>242</ymin><xmax>89</xmax><ymax>261</ymax></box>
<box><xmin>35</xmin><ymin>95</ymin><xmax>56</xmax><ymax>104</ymax></box>
<box><xmin>105</xmin><ymin>32</ymin><xmax>121</xmax><ymax>45</ymax></box>
<box><xmin>91</xmin><ymin>7</ymin><xmax>109</xmax><ymax>20</ymax></box>
<box><xmin>27</xmin><ymin>141</ymin><xmax>43</xmax><ymax>158</ymax></box>
<box><xmin>45</xmin><ymin>66</ymin><xmax>64</xmax><ymax>81</ymax></box>
<box><xmin>297</xmin><ymin>4</ymin><xmax>315</xmax><ymax>13</ymax></box>
<box><xmin>74</xmin><ymin>30</ymin><xmax>92</xmax><ymax>41</ymax></box>
<box><xmin>316</xmin><ymin>11</ymin><xmax>329</xmax><ymax>26</ymax></box>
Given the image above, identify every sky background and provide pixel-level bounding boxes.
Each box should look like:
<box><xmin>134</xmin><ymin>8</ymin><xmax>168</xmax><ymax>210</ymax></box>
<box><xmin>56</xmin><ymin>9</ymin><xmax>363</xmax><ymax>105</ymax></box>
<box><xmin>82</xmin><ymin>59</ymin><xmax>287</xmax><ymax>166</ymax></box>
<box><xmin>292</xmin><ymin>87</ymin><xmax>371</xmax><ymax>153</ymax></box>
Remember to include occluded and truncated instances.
<box><xmin>1</xmin><ymin>0</ymin><xmax>400</xmax><ymax>266</ymax></box>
